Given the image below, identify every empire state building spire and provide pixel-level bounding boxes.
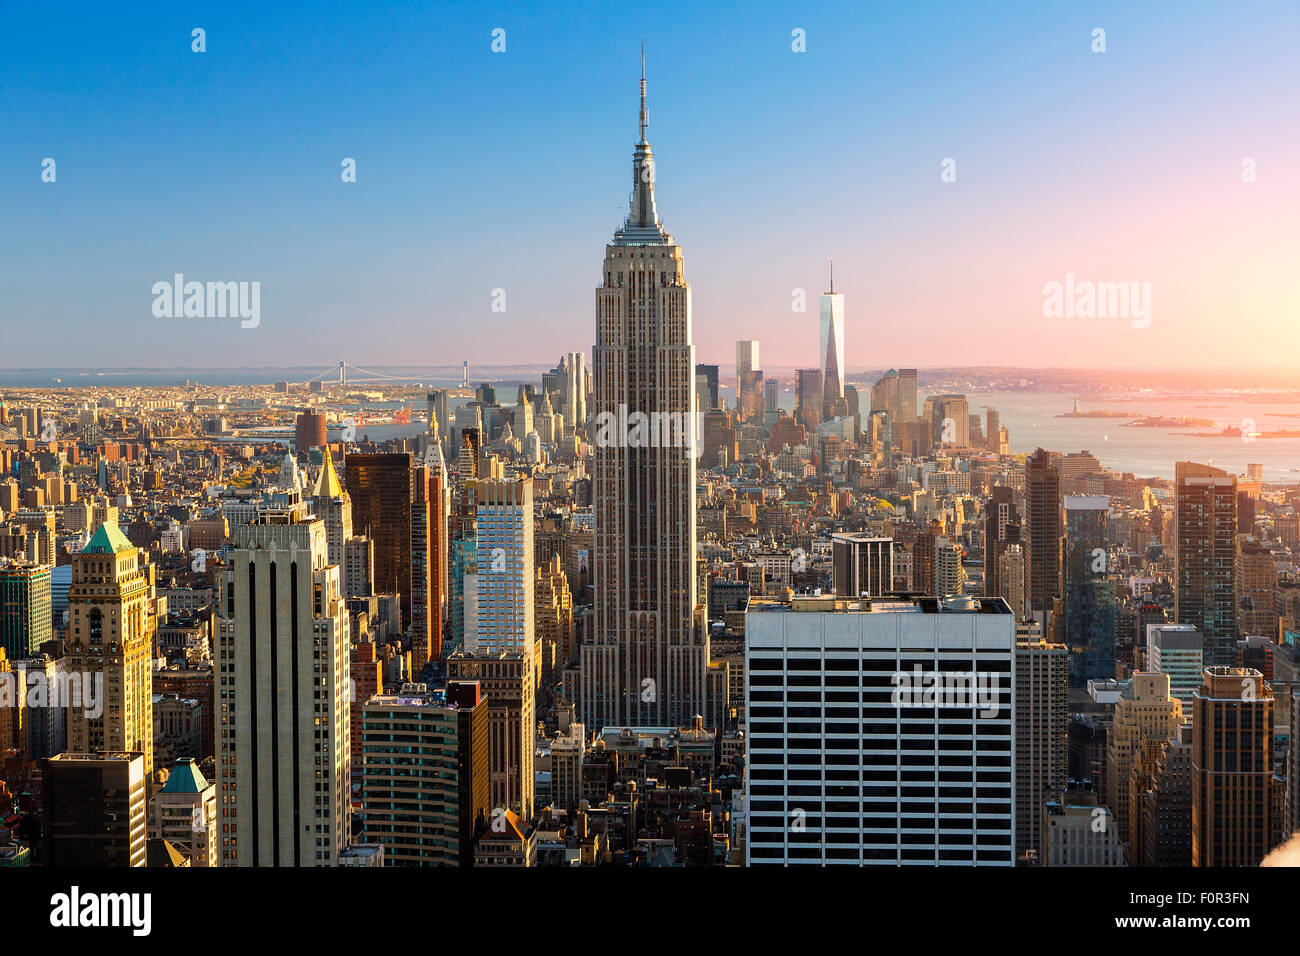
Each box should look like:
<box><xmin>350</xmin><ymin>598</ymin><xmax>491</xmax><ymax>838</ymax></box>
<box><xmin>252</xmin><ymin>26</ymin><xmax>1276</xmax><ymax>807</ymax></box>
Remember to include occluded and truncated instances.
<box><xmin>616</xmin><ymin>42</ymin><xmax>665</xmax><ymax>244</ymax></box>
<box><xmin>639</xmin><ymin>40</ymin><xmax>648</xmax><ymax>145</ymax></box>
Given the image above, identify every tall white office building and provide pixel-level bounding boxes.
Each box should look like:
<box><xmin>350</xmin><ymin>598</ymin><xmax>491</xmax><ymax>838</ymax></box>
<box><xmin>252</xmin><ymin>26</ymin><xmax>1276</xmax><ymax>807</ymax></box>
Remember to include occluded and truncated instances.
<box><xmin>215</xmin><ymin>512</ymin><xmax>351</xmax><ymax>866</ymax></box>
<box><xmin>472</xmin><ymin>477</ymin><xmax>534</xmax><ymax>654</ymax></box>
<box><xmin>745</xmin><ymin>594</ymin><xmax>1015</xmax><ymax>865</ymax></box>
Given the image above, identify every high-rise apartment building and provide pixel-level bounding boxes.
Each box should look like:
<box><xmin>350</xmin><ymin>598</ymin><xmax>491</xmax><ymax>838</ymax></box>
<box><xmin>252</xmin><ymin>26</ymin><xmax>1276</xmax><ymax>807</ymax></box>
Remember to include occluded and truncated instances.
<box><xmin>934</xmin><ymin>538</ymin><xmax>964</xmax><ymax>598</ymax></box>
<box><xmin>360</xmin><ymin>680</ymin><xmax>489</xmax><ymax>866</ymax></box>
<box><xmin>216</xmin><ymin>514</ymin><xmax>351</xmax><ymax>866</ymax></box>
<box><xmin>1174</xmin><ymin>462</ymin><xmax>1238</xmax><ymax>666</ymax></box>
<box><xmin>473</xmin><ymin>477</ymin><xmax>534</xmax><ymax>655</ymax></box>
<box><xmin>583</xmin><ymin>57</ymin><xmax>710</xmax><ymax>730</ymax></box>
<box><xmin>1192</xmin><ymin>667</ymin><xmax>1273</xmax><ymax>866</ymax></box>
<box><xmin>1014</xmin><ymin>633</ymin><xmax>1068</xmax><ymax>862</ymax></box>
<box><xmin>0</xmin><ymin>562</ymin><xmax>51</xmax><ymax>659</ymax></box>
<box><xmin>745</xmin><ymin>595</ymin><xmax>1015</xmax><ymax>865</ymax></box>
<box><xmin>66</xmin><ymin>522</ymin><xmax>155</xmax><ymax>774</ymax></box>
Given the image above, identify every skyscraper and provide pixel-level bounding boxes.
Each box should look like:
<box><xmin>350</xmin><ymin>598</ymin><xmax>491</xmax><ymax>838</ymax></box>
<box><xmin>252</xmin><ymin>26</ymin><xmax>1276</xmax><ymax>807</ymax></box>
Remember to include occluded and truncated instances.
<box><xmin>360</xmin><ymin>680</ymin><xmax>489</xmax><ymax>867</ymax></box>
<box><xmin>1026</xmin><ymin>448</ymin><xmax>1062</xmax><ymax>629</ymax></box>
<box><xmin>736</xmin><ymin>340</ymin><xmax>761</xmax><ymax>420</ymax></box>
<box><xmin>294</xmin><ymin>409</ymin><xmax>327</xmax><ymax>452</ymax></box>
<box><xmin>345</xmin><ymin>452</ymin><xmax>415</xmax><ymax>630</ymax></box>
<box><xmin>311</xmin><ymin>446</ymin><xmax>352</xmax><ymax>595</ymax></box>
<box><xmin>584</xmin><ymin>52</ymin><xmax>709</xmax><ymax>729</ymax></box>
<box><xmin>897</xmin><ymin>368</ymin><xmax>918</xmax><ymax>423</ymax></box>
<box><xmin>66</xmin><ymin>522</ymin><xmax>155</xmax><ymax>775</ymax></box>
<box><xmin>216</xmin><ymin>514</ymin><xmax>351</xmax><ymax>866</ymax></box>
<box><xmin>473</xmin><ymin>477</ymin><xmax>534</xmax><ymax>656</ymax></box>
<box><xmin>0</xmin><ymin>562</ymin><xmax>51</xmax><ymax>659</ymax></box>
<box><xmin>446</xmin><ymin>649</ymin><xmax>535</xmax><ymax>819</ymax></box>
<box><xmin>745</xmin><ymin>595</ymin><xmax>1015</xmax><ymax>865</ymax></box>
<box><xmin>1105</xmin><ymin>672</ymin><xmax>1183</xmax><ymax>861</ymax></box>
<box><xmin>1015</xmin><ymin>632</ymin><xmax>1068</xmax><ymax>862</ymax></box>
<box><xmin>1174</xmin><ymin>462</ymin><xmax>1239</xmax><ymax>666</ymax></box>
<box><xmin>795</xmin><ymin>368</ymin><xmax>823</xmax><ymax>432</ymax></box>
<box><xmin>831</xmin><ymin>533</ymin><xmax>893</xmax><ymax>598</ymax></box>
<box><xmin>931</xmin><ymin>395</ymin><xmax>970</xmax><ymax>446</ymax></box>
<box><xmin>1192</xmin><ymin>667</ymin><xmax>1273</xmax><ymax>866</ymax></box>
<box><xmin>983</xmin><ymin>486</ymin><xmax>1022</xmax><ymax>604</ymax></box>
<box><xmin>694</xmin><ymin>364</ymin><xmax>719</xmax><ymax>412</ymax></box>
<box><xmin>819</xmin><ymin>263</ymin><xmax>846</xmax><ymax>420</ymax></box>
<box><xmin>1062</xmin><ymin>495</ymin><xmax>1118</xmax><ymax>687</ymax></box>
<box><xmin>42</xmin><ymin>752</ymin><xmax>148</xmax><ymax>867</ymax></box>
<box><xmin>1146</xmin><ymin>624</ymin><xmax>1204</xmax><ymax>712</ymax></box>
<box><xmin>410</xmin><ymin>463</ymin><xmax>446</xmax><ymax>668</ymax></box>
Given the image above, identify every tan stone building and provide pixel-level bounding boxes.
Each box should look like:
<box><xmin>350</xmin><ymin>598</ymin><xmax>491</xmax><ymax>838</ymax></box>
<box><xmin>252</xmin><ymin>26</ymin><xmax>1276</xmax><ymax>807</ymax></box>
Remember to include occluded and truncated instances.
<box><xmin>1105</xmin><ymin>671</ymin><xmax>1183</xmax><ymax>862</ymax></box>
<box><xmin>66</xmin><ymin>521</ymin><xmax>156</xmax><ymax>775</ymax></box>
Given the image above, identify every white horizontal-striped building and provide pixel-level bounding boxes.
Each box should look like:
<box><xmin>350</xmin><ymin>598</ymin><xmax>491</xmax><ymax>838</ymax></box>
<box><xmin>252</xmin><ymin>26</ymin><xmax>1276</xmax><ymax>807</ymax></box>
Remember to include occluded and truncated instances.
<box><xmin>745</xmin><ymin>595</ymin><xmax>1015</xmax><ymax>865</ymax></box>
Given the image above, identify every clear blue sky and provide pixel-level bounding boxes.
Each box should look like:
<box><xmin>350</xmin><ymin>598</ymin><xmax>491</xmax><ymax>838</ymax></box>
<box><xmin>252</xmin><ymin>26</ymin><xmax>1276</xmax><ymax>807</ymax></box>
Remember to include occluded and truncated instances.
<box><xmin>2</xmin><ymin>0</ymin><xmax>1297</xmax><ymax>371</ymax></box>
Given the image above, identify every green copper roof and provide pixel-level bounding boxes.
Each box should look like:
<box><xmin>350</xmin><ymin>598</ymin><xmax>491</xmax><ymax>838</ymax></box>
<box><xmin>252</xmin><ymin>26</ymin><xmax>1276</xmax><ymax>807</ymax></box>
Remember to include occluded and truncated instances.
<box><xmin>160</xmin><ymin>758</ymin><xmax>209</xmax><ymax>793</ymax></box>
<box><xmin>83</xmin><ymin>521</ymin><xmax>134</xmax><ymax>554</ymax></box>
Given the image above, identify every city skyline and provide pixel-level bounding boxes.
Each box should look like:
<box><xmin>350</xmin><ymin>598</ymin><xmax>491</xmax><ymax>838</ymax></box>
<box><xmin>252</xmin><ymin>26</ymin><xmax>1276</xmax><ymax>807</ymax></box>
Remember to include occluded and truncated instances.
<box><xmin>3</xmin><ymin>0</ymin><xmax>1300</xmax><ymax>902</ymax></box>
<box><xmin>4</xmin><ymin>1</ymin><xmax>1297</xmax><ymax>370</ymax></box>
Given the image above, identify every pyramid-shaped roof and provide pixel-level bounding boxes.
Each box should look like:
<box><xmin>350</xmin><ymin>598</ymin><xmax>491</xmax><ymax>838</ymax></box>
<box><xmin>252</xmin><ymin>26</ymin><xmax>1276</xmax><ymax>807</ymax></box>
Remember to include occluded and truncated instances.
<box><xmin>83</xmin><ymin>520</ymin><xmax>134</xmax><ymax>554</ymax></box>
<box><xmin>160</xmin><ymin>758</ymin><xmax>210</xmax><ymax>794</ymax></box>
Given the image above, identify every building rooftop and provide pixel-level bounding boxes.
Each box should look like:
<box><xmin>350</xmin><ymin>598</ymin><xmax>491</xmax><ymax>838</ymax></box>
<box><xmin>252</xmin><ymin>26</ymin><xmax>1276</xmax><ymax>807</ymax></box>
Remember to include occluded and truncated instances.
<box><xmin>751</xmin><ymin>594</ymin><xmax>1011</xmax><ymax>615</ymax></box>
<box><xmin>82</xmin><ymin>520</ymin><xmax>134</xmax><ymax>555</ymax></box>
<box><xmin>159</xmin><ymin>758</ymin><xmax>210</xmax><ymax>794</ymax></box>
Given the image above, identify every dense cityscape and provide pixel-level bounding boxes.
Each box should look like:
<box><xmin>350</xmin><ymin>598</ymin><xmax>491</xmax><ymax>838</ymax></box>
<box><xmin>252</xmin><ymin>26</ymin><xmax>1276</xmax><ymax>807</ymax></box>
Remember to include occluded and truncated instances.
<box><xmin>3</xmin><ymin>5</ymin><xmax>1298</xmax><ymax>938</ymax></box>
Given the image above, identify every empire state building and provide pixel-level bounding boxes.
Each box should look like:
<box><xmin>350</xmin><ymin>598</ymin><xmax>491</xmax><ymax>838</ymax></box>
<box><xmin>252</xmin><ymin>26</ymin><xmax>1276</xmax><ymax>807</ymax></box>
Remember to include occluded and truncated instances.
<box><xmin>580</xmin><ymin>51</ymin><xmax>712</xmax><ymax>728</ymax></box>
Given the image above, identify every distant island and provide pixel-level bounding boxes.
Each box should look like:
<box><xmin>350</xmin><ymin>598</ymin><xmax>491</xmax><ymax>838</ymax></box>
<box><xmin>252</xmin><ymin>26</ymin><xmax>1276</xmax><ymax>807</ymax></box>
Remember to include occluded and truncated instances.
<box><xmin>1190</xmin><ymin>426</ymin><xmax>1300</xmax><ymax>439</ymax></box>
<box><xmin>1058</xmin><ymin>409</ymin><xmax>1137</xmax><ymax>419</ymax></box>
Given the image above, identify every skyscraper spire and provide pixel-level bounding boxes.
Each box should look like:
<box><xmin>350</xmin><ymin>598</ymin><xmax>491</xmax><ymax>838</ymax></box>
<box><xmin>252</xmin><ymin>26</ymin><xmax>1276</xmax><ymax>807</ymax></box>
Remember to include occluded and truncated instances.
<box><xmin>829</xmin><ymin>257</ymin><xmax>834</xmax><ymax>294</ymax></box>
<box><xmin>615</xmin><ymin>43</ymin><xmax>665</xmax><ymax>244</ymax></box>
<box><xmin>639</xmin><ymin>40</ymin><xmax>648</xmax><ymax>144</ymax></box>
